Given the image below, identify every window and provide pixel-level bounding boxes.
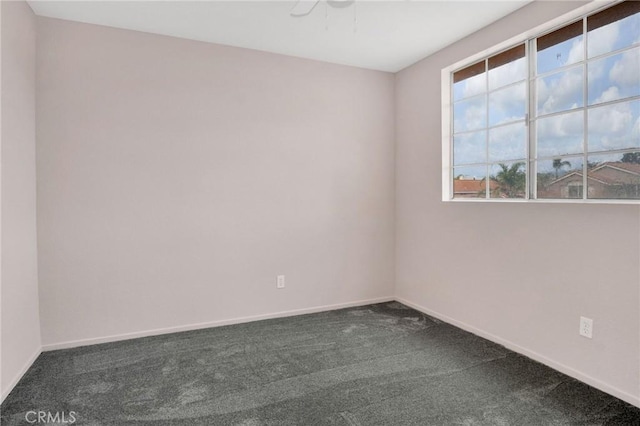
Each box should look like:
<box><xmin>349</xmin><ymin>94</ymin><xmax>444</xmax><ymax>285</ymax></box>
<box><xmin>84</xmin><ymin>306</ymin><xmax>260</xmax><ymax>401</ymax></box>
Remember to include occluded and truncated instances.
<box><xmin>444</xmin><ymin>1</ymin><xmax>640</xmax><ymax>203</ymax></box>
<box><xmin>568</xmin><ymin>182</ymin><xmax>584</xmax><ymax>199</ymax></box>
<box><xmin>452</xmin><ymin>45</ymin><xmax>528</xmax><ymax>199</ymax></box>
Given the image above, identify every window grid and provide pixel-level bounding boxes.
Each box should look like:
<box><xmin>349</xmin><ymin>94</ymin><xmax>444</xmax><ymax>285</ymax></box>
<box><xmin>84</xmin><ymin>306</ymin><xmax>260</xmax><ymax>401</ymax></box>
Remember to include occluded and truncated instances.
<box><xmin>449</xmin><ymin>1</ymin><xmax>640</xmax><ymax>202</ymax></box>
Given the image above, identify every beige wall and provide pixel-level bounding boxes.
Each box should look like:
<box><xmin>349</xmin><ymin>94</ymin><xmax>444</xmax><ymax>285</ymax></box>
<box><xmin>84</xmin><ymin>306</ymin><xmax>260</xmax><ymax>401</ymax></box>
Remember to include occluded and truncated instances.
<box><xmin>395</xmin><ymin>1</ymin><xmax>640</xmax><ymax>406</ymax></box>
<box><xmin>36</xmin><ymin>17</ymin><xmax>396</xmax><ymax>348</ymax></box>
<box><xmin>1</xmin><ymin>1</ymin><xmax>41</xmax><ymax>401</ymax></box>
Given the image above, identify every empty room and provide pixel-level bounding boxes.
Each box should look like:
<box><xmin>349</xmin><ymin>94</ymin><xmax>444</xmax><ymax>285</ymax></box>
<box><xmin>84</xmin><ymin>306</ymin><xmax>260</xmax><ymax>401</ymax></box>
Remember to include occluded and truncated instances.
<box><xmin>1</xmin><ymin>0</ymin><xmax>640</xmax><ymax>424</ymax></box>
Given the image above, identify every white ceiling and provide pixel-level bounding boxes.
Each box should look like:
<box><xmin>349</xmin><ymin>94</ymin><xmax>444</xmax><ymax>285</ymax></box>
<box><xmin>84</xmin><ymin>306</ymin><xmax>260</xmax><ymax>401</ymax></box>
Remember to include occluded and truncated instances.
<box><xmin>28</xmin><ymin>1</ymin><xmax>533</xmax><ymax>72</ymax></box>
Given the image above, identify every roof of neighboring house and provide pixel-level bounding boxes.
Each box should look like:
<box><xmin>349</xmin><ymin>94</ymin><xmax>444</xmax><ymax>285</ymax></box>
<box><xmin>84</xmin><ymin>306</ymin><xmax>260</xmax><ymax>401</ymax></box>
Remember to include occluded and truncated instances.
<box><xmin>548</xmin><ymin>171</ymin><xmax>610</xmax><ymax>186</ymax></box>
<box><xmin>453</xmin><ymin>179</ymin><xmax>497</xmax><ymax>193</ymax></box>
<box><xmin>454</xmin><ymin>179</ymin><xmax>485</xmax><ymax>193</ymax></box>
<box><xmin>591</xmin><ymin>161</ymin><xmax>640</xmax><ymax>175</ymax></box>
<box><xmin>547</xmin><ymin>162</ymin><xmax>640</xmax><ymax>187</ymax></box>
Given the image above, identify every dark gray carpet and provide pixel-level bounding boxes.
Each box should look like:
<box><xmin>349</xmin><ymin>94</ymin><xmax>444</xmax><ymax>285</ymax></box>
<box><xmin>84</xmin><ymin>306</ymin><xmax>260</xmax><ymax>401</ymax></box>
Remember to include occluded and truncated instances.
<box><xmin>2</xmin><ymin>302</ymin><xmax>639</xmax><ymax>425</ymax></box>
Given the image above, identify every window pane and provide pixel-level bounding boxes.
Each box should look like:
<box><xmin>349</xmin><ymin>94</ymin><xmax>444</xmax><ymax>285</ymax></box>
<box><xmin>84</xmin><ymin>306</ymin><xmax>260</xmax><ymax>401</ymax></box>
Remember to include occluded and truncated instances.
<box><xmin>453</xmin><ymin>165</ymin><xmax>487</xmax><ymax>199</ymax></box>
<box><xmin>454</xmin><ymin>96</ymin><xmax>486</xmax><ymax>133</ymax></box>
<box><xmin>537</xmin><ymin>21</ymin><xmax>584</xmax><ymax>75</ymax></box>
<box><xmin>537</xmin><ymin>66</ymin><xmax>584</xmax><ymax>115</ymax></box>
<box><xmin>588</xmin><ymin>99</ymin><xmax>640</xmax><ymax>152</ymax></box>
<box><xmin>536</xmin><ymin>110</ymin><xmax>584</xmax><ymax>157</ymax></box>
<box><xmin>489</xmin><ymin>162</ymin><xmax>526</xmax><ymax>199</ymax></box>
<box><xmin>588</xmin><ymin>47</ymin><xmax>640</xmax><ymax>105</ymax></box>
<box><xmin>587</xmin><ymin>152</ymin><xmax>640</xmax><ymax>199</ymax></box>
<box><xmin>489</xmin><ymin>122</ymin><xmax>526</xmax><ymax>162</ymax></box>
<box><xmin>453</xmin><ymin>62</ymin><xmax>486</xmax><ymax>101</ymax></box>
<box><xmin>488</xmin><ymin>45</ymin><xmax>526</xmax><ymax>90</ymax></box>
<box><xmin>587</xmin><ymin>2</ymin><xmax>640</xmax><ymax>58</ymax></box>
<box><xmin>536</xmin><ymin>157</ymin><xmax>584</xmax><ymax>199</ymax></box>
<box><xmin>454</xmin><ymin>131</ymin><xmax>486</xmax><ymax>165</ymax></box>
<box><xmin>489</xmin><ymin>82</ymin><xmax>526</xmax><ymax>126</ymax></box>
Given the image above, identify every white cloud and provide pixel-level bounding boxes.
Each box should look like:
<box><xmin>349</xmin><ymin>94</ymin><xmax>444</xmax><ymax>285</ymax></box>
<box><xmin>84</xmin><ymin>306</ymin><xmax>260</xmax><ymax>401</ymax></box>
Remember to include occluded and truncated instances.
<box><xmin>536</xmin><ymin>110</ymin><xmax>583</xmax><ymax>157</ymax></box>
<box><xmin>587</xmin><ymin>21</ymin><xmax>620</xmax><ymax>58</ymax></box>
<box><xmin>454</xmin><ymin>97</ymin><xmax>486</xmax><ymax>133</ymax></box>
<box><xmin>610</xmin><ymin>48</ymin><xmax>640</xmax><ymax>87</ymax></box>
<box><xmin>454</xmin><ymin>131</ymin><xmax>485</xmax><ymax>165</ymax></box>
<box><xmin>632</xmin><ymin>115</ymin><xmax>640</xmax><ymax>140</ymax></box>
<box><xmin>588</xmin><ymin>56</ymin><xmax>606</xmax><ymax>81</ymax></box>
<box><xmin>588</xmin><ymin>47</ymin><xmax>639</xmax><ymax>105</ymax></box>
<box><xmin>488</xmin><ymin>57</ymin><xmax>526</xmax><ymax>90</ymax></box>
<box><xmin>489</xmin><ymin>123</ymin><xmax>526</xmax><ymax>162</ymax></box>
<box><xmin>588</xmin><ymin>102</ymin><xmax>638</xmax><ymax>151</ymax></box>
<box><xmin>465</xmin><ymin>106</ymin><xmax>485</xmax><ymax>130</ymax></box>
<box><xmin>538</xmin><ymin>110</ymin><xmax>583</xmax><ymax>139</ymax></box>
<box><xmin>590</xmin><ymin>103</ymin><xmax>632</xmax><ymax>134</ymax></box>
<box><xmin>489</xmin><ymin>82</ymin><xmax>526</xmax><ymax>125</ymax></box>
<box><xmin>538</xmin><ymin>67</ymin><xmax>583</xmax><ymax>115</ymax></box>
<box><xmin>462</xmin><ymin>73</ymin><xmax>486</xmax><ymax>99</ymax></box>
<box><xmin>595</xmin><ymin>86</ymin><xmax>620</xmax><ymax>104</ymax></box>
<box><xmin>567</xmin><ymin>38</ymin><xmax>584</xmax><ymax>64</ymax></box>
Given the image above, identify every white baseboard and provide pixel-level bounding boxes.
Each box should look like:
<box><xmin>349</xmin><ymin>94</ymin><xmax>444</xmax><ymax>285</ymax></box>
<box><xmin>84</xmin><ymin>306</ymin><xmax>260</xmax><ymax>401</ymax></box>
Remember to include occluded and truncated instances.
<box><xmin>395</xmin><ymin>296</ymin><xmax>640</xmax><ymax>409</ymax></box>
<box><xmin>42</xmin><ymin>296</ymin><xmax>395</xmax><ymax>352</ymax></box>
<box><xmin>1</xmin><ymin>346</ymin><xmax>42</xmax><ymax>404</ymax></box>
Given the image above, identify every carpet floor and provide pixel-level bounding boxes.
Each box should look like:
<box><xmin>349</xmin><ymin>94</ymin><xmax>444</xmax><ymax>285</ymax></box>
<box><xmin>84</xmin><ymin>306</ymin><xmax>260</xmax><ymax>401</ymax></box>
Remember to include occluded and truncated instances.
<box><xmin>2</xmin><ymin>302</ymin><xmax>639</xmax><ymax>425</ymax></box>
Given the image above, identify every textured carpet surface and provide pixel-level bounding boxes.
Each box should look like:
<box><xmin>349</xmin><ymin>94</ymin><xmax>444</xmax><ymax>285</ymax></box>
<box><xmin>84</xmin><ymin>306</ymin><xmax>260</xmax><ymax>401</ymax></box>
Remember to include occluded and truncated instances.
<box><xmin>2</xmin><ymin>302</ymin><xmax>639</xmax><ymax>425</ymax></box>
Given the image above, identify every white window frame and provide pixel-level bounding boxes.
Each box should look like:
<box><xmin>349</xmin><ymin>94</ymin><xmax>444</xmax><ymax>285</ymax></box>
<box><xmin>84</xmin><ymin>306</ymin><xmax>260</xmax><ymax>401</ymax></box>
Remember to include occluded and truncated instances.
<box><xmin>441</xmin><ymin>0</ymin><xmax>639</xmax><ymax>204</ymax></box>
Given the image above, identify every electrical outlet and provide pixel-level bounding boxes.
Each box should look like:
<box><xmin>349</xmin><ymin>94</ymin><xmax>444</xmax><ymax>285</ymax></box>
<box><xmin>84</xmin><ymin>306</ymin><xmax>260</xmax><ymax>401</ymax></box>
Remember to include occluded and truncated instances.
<box><xmin>276</xmin><ymin>275</ymin><xmax>285</xmax><ymax>289</ymax></box>
<box><xmin>579</xmin><ymin>316</ymin><xmax>593</xmax><ymax>339</ymax></box>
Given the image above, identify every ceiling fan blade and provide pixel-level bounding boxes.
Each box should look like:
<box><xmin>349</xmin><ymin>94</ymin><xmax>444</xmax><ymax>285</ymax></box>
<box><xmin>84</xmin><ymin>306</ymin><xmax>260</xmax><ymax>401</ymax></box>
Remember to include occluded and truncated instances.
<box><xmin>290</xmin><ymin>0</ymin><xmax>320</xmax><ymax>17</ymax></box>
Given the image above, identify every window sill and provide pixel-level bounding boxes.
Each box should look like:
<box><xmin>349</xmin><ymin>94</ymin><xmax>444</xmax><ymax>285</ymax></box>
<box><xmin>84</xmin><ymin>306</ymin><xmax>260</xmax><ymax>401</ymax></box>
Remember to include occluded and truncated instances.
<box><xmin>443</xmin><ymin>198</ymin><xmax>640</xmax><ymax>205</ymax></box>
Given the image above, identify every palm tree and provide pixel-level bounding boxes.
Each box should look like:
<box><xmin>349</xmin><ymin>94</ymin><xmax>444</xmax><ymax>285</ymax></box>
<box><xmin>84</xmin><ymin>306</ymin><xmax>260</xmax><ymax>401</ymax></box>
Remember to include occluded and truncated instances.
<box><xmin>492</xmin><ymin>162</ymin><xmax>526</xmax><ymax>198</ymax></box>
<box><xmin>552</xmin><ymin>158</ymin><xmax>571</xmax><ymax>179</ymax></box>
